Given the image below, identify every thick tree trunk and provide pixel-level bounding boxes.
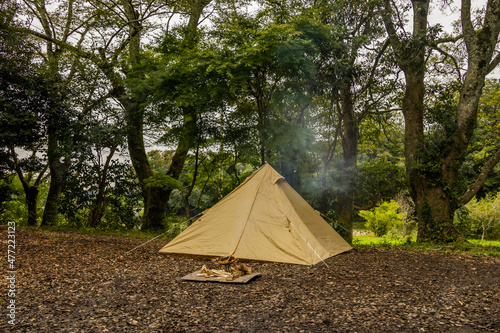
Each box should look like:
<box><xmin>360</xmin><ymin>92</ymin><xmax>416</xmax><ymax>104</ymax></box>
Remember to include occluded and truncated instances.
<box><xmin>416</xmin><ymin>187</ymin><xmax>465</xmax><ymax>242</ymax></box>
<box><xmin>123</xmin><ymin>99</ymin><xmax>168</xmax><ymax>230</ymax></box>
<box><xmin>382</xmin><ymin>0</ymin><xmax>464</xmax><ymax>242</ymax></box>
<box><xmin>41</xmin><ymin>128</ymin><xmax>66</xmax><ymax>226</ymax></box>
<box><xmin>382</xmin><ymin>0</ymin><xmax>500</xmax><ymax>243</ymax></box>
<box><xmin>123</xmin><ymin>0</ymin><xmax>210</xmax><ymax>229</ymax></box>
<box><xmin>401</xmin><ymin>70</ymin><xmax>429</xmax><ymax>240</ymax></box>
<box><xmin>401</xmin><ymin>65</ymin><xmax>465</xmax><ymax>242</ymax></box>
<box><xmin>159</xmin><ymin>0</ymin><xmax>212</xmax><ymax>217</ymax></box>
<box><xmin>42</xmin><ymin>169</ymin><xmax>61</xmax><ymax>226</ymax></box>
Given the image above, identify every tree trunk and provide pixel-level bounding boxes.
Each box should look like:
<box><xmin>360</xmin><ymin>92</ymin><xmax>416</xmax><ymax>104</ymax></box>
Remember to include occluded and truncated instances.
<box><xmin>401</xmin><ymin>56</ymin><xmax>465</xmax><ymax>242</ymax></box>
<box><xmin>337</xmin><ymin>86</ymin><xmax>358</xmax><ymax>244</ymax></box>
<box><xmin>42</xmin><ymin>168</ymin><xmax>61</xmax><ymax>226</ymax></box>
<box><xmin>41</xmin><ymin>126</ymin><xmax>66</xmax><ymax>226</ymax></box>
<box><xmin>89</xmin><ymin>145</ymin><xmax>117</xmax><ymax>228</ymax></box>
<box><xmin>11</xmin><ymin>148</ymin><xmax>47</xmax><ymax>227</ymax></box>
<box><xmin>382</xmin><ymin>0</ymin><xmax>500</xmax><ymax>243</ymax></box>
<box><xmin>24</xmin><ymin>185</ymin><xmax>38</xmax><ymax>226</ymax></box>
<box><xmin>183</xmin><ymin>142</ymin><xmax>201</xmax><ymax>220</ymax></box>
<box><xmin>161</xmin><ymin>0</ymin><xmax>211</xmax><ymax>217</ymax></box>
<box><xmin>122</xmin><ymin>97</ymin><xmax>168</xmax><ymax>230</ymax></box>
<box><xmin>165</xmin><ymin>108</ymin><xmax>198</xmax><ymax>208</ymax></box>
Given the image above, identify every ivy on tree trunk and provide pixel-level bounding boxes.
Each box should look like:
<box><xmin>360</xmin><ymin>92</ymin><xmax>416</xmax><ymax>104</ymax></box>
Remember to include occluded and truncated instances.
<box><xmin>381</xmin><ymin>0</ymin><xmax>500</xmax><ymax>243</ymax></box>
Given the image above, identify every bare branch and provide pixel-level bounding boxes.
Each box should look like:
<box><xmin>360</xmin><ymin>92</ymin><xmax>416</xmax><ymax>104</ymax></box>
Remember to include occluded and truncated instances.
<box><xmin>359</xmin><ymin>38</ymin><xmax>390</xmax><ymax>95</ymax></box>
<box><xmin>34</xmin><ymin>163</ymin><xmax>50</xmax><ymax>187</ymax></box>
<box><xmin>62</xmin><ymin>0</ymin><xmax>74</xmax><ymax>42</ymax></box>
<box><xmin>428</xmin><ymin>45</ymin><xmax>462</xmax><ymax>81</ymax></box>
<box><xmin>432</xmin><ymin>34</ymin><xmax>463</xmax><ymax>44</ymax></box>
<box><xmin>8</xmin><ymin>147</ymin><xmax>29</xmax><ymax>191</ymax></box>
<box><xmin>354</xmin><ymin>195</ymin><xmax>380</xmax><ymax>210</ymax></box>
<box><xmin>18</xmin><ymin>27</ymin><xmax>98</xmax><ymax>61</ymax></box>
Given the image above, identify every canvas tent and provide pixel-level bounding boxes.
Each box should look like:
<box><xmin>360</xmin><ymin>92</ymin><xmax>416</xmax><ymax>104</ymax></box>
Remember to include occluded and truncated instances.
<box><xmin>159</xmin><ymin>163</ymin><xmax>352</xmax><ymax>265</ymax></box>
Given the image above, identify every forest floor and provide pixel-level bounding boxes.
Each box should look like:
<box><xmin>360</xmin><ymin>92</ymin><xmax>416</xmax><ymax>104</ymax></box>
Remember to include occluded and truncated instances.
<box><xmin>1</xmin><ymin>227</ymin><xmax>499</xmax><ymax>333</ymax></box>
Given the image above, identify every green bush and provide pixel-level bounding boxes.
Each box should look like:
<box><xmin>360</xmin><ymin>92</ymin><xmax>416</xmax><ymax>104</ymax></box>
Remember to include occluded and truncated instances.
<box><xmin>359</xmin><ymin>200</ymin><xmax>403</xmax><ymax>236</ymax></box>
<box><xmin>454</xmin><ymin>193</ymin><xmax>500</xmax><ymax>240</ymax></box>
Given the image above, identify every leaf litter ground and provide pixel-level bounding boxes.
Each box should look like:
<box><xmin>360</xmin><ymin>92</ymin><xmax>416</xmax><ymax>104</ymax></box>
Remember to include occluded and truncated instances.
<box><xmin>1</xmin><ymin>227</ymin><xmax>499</xmax><ymax>332</ymax></box>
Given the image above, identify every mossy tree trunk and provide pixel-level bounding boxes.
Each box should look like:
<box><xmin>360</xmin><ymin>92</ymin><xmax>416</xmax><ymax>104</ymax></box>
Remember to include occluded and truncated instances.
<box><xmin>381</xmin><ymin>0</ymin><xmax>500</xmax><ymax>242</ymax></box>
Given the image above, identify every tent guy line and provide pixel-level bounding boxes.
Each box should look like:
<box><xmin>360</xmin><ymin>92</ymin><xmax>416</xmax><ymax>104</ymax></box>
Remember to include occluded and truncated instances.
<box><xmin>288</xmin><ymin>218</ymin><xmax>330</xmax><ymax>268</ymax></box>
<box><xmin>124</xmin><ymin>212</ymin><xmax>203</xmax><ymax>255</ymax></box>
<box><xmin>319</xmin><ymin>212</ymin><xmax>353</xmax><ymax>235</ymax></box>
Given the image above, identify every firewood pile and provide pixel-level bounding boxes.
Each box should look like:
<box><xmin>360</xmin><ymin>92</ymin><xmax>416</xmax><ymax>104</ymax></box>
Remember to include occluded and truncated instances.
<box><xmin>197</xmin><ymin>255</ymin><xmax>252</xmax><ymax>281</ymax></box>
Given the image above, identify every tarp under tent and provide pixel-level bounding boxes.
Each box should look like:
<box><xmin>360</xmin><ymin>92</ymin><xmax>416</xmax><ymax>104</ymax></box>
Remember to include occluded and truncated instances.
<box><xmin>159</xmin><ymin>163</ymin><xmax>352</xmax><ymax>265</ymax></box>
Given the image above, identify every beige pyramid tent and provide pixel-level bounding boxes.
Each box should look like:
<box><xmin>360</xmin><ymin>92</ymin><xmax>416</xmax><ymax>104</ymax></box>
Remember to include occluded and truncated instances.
<box><xmin>159</xmin><ymin>163</ymin><xmax>352</xmax><ymax>265</ymax></box>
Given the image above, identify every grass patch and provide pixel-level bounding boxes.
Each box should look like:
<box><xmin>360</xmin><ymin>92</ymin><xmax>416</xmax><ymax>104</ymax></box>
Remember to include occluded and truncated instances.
<box><xmin>353</xmin><ymin>235</ymin><xmax>410</xmax><ymax>246</ymax></box>
<box><xmin>353</xmin><ymin>234</ymin><xmax>500</xmax><ymax>256</ymax></box>
<box><xmin>468</xmin><ymin>239</ymin><xmax>500</xmax><ymax>247</ymax></box>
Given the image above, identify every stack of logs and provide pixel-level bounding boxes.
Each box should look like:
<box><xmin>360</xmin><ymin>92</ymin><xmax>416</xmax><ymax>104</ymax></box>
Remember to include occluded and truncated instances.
<box><xmin>197</xmin><ymin>255</ymin><xmax>252</xmax><ymax>281</ymax></box>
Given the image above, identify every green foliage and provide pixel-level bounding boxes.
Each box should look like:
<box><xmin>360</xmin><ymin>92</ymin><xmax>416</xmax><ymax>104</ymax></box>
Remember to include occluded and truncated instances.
<box><xmin>355</xmin><ymin>157</ymin><xmax>406</xmax><ymax>207</ymax></box>
<box><xmin>353</xmin><ymin>235</ymin><xmax>500</xmax><ymax>256</ymax></box>
<box><xmin>144</xmin><ymin>173</ymin><xmax>183</xmax><ymax>191</ymax></box>
<box><xmin>0</xmin><ymin>175</ymin><xmax>17</xmax><ymax>213</ymax></box>
<box><xmin>454</xmin><ymin>193</ymin><xmax>500</xmax><ymax>240</ymax></box>
<box><xmin>0</xmin><ymin>176</ymin><xmax>25</xmax><ymax>225</ymax></box>
<box><xmin>164</xmin><ymin>216</ymin><xmax>190</xmax><ymax>238</ymax></box>
<box><xmin>353</xmin><ymin>235</ymin><xmax>412</xmax><ymax>247</ymax></box>
<box><xmin>59</xmin><ymin>163</ymin><xmax>142</xmax><ymax>230</ymax></box>
<box><xmin>459</xmin><ymin>79</ymin><xmax>500</xmax><ymax>198</ymax></box>
<box><xmin>359</xmin><ymin>200</ymin><xmax>404</xmax><ymax>236</ymax></box>
<box><xmin>0</xmin><ymin>3</ymin><xmax>51</xmax><ymax>174</ymax></box>
<box><xmin>2</xmin><ymin>0</ymin><xmax>497</xmax><ymax>239</ymax></box>
<box><xmin>0</xmin><ymin>175</ymin><xmax>49</xmax><ymax>226</ymax></box>
<box><xmin>100</xmin><ymin>167</ymin><xmax>143</xmax><ymax>230</ymax></box>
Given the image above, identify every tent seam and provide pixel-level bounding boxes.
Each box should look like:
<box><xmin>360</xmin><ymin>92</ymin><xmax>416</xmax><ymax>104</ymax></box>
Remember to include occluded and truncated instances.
<box><xmin>230</xmin><ymin>179</ymin><xmax>262</xmax><ymax>256</ymax></box>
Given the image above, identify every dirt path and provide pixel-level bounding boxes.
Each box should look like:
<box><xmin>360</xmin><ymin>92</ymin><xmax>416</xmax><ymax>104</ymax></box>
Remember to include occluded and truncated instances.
<box><xmin>1</xmin><ymin>227</ymin><xmax>499</xmax><ymax>332</ymax></box>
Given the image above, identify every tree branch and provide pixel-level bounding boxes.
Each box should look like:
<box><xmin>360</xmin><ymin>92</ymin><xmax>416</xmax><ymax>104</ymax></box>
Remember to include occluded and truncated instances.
<box><xmin>17</xmin><ymin>27</ymin><xmax>98</xmax><ymax>62</ymax></box>
<box><xmin>380</xmin><ymin>0</ymin><xmax>403</xmax><ymax>56</ymax></box>
<box><xmin>8</xmin><ymin>147</ymin><xmax>28</xmax><ymax>191</ymax></box>
<box><xmin>34</xmin><ymin>163</ymin><xmax>50</xmax><ymax>187</ymax></box>
<box><xmin>359</xmin><ymin>38</ymin><xmax>390</xmax><ymax>95</ymax></box>
<box><xmin>432</xmin><ymin>34</ymin><xmax>463</xmax><ymax>45</ymax></box>
<box><xmin>460</xmin><ymin>146</ymin><xmax>500</xmax><ymax>204</ymax></box>
<box><xmin>428</xmin><ymin>44</ymin><xmax>462</xmax><ymax>80</ymax></box>
<box><xmin>461</xmin><ymin>0</ymin><xmax>475</xmax><ymax>47</ymax></box>
<box><xmin>62</xmin><ymin>0</ymin><xmax>74</xmax><ymax>43</ymax></box>
<box><xmin>487</xmin><ymin>51</ymin><xmax>500</xmax><ymax>74</ymax></box>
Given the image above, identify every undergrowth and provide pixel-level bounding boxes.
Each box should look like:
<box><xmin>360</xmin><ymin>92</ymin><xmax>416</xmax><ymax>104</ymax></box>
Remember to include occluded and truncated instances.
<box><xmin>353</xmin><ymin>235</ymin><xmax>500</xmax><ymax>257</ymax></box>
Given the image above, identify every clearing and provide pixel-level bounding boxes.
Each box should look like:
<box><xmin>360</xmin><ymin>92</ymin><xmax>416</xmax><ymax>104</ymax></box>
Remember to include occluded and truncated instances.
<box><xmin>1</xmin><ymin>227</ymin><xmax>499</xmax><ymax>332</ymax></box>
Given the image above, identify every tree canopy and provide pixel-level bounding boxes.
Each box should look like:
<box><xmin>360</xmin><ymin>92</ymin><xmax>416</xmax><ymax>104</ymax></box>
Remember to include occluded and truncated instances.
<box><xmin>1</xmin><ymin>0</ymin><xmax>500</xmax><ymax>243</ymax></box>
